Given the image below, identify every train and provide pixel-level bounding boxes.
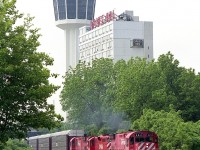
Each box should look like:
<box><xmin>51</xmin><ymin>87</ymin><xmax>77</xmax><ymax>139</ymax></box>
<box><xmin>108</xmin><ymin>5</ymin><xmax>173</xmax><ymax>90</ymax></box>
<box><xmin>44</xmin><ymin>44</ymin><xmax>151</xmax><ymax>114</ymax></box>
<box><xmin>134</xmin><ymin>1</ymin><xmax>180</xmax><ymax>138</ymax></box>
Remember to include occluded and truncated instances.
<box><xmin>28</xmin><ymin>130</ymin><xmax>159</xmax><ymax>150</ymax></box>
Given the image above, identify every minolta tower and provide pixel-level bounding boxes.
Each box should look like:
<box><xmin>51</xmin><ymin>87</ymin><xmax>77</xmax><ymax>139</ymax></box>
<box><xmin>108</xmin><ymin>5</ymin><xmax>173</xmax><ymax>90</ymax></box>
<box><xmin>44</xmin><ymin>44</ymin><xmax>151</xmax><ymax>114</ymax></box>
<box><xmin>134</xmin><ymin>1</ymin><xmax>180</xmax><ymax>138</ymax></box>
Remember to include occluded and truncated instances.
<box><xmin>53</xmin><ymin>0</ymin><xmax>96</xmax><ymax>70</ymax></box>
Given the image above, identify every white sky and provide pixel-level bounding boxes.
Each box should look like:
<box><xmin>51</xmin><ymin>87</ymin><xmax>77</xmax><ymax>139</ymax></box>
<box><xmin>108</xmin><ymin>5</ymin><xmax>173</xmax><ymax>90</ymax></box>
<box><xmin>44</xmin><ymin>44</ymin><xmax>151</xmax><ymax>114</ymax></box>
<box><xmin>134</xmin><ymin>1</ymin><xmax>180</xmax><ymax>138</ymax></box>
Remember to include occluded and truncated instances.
<box><xmin>16</xmin><ymin>0</ymin><xmax>200</xmax><ymax>117</ymax></box>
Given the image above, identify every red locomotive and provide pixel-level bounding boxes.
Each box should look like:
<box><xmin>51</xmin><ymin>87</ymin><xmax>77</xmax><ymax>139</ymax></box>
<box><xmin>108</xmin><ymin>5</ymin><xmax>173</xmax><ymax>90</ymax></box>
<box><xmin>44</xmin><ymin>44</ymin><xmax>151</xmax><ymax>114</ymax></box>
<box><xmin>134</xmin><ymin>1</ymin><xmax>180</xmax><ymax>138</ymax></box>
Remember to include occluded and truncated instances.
<box><xmin>70</xmin><ymin>130</ymin><xmax>159</xmax><ymax>150</ymax></box>
<box><xmin>28</xmin><ymin>130</ymin><xmax>159</xmax><ymax>150</ymax></box>
<box><xmin>70</xmin><ymin>135</ymin><xmax>110</xmax><ymax>150</ymax></box>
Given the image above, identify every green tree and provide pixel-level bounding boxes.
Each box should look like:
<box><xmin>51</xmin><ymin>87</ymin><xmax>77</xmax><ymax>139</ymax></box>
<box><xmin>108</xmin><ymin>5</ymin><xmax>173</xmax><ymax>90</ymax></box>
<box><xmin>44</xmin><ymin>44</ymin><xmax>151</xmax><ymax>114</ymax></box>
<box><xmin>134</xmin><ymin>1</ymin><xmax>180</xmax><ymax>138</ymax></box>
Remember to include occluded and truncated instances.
<box><xmin>0</xmin><ymin>0</ymin><xmax>63</xmax><ymax>144</ymax></box>
<box><xmin>61</xmin><ymin>52</ymin><xmax>200</xmax><ymax>133</ymax></box>
<box><xmin>60</xmin><ymin>58</ymin><xmax>118</xmax><ymax>130</ymax></box>
<box><xmin>131</xmin><ymin>108</ymin><xmax>200</xmax><ymax>150</ymax></box>
<box><xmin>113</xmin><ymin>57</ymin><xmax>166</xmax><ymax>121</ymax></box>
<box><xmin>156</xmin><ymin>52</ymin><xmax>200</xmax><ymax>121</ymax></box>
<box><xmin>114</xmin><ymin>52</ymin><xmax>200</xmax><ymax>122</ymax></box>
<box><xmin>4</xmin><ymin>139</ymin><xmax>32</xmax><ymax>150</ymax></box>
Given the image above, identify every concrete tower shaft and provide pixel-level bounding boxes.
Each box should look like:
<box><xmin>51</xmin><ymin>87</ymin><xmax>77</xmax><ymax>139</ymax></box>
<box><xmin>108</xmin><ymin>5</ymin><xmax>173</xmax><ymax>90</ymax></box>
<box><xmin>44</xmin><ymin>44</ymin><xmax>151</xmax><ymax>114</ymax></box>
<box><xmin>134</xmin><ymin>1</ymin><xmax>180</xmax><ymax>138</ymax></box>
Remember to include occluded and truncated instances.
<box><xmin>53</xmin><ymin>0</ymin><xmax>96</xmax><ymax>70</ymax></box>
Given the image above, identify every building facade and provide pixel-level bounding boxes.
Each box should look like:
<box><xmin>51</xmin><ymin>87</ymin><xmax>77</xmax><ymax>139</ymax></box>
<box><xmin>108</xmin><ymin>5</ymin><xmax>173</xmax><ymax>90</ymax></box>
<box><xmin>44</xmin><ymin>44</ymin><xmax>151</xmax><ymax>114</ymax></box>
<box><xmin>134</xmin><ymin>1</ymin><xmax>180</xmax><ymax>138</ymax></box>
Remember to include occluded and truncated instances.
<box><xmin>53</xmin><ymin>0</ymin><xmax>96</xmax><ymax>70</ymax></box>
<box><xmin>79</xmin><ymin>10</ymin><xmax>153</xmax><ymax>64</ymax></box>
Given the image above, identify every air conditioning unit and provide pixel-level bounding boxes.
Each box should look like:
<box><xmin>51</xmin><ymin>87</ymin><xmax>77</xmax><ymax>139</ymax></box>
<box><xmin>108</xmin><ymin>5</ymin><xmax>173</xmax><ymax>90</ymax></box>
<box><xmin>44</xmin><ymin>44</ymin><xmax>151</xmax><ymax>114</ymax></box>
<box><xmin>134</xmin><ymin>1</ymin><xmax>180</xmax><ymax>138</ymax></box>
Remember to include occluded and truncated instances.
<box><xmin>130</xmin><ymin>39</ymin><xmax>144</xmax><ymax>48</ymax></box>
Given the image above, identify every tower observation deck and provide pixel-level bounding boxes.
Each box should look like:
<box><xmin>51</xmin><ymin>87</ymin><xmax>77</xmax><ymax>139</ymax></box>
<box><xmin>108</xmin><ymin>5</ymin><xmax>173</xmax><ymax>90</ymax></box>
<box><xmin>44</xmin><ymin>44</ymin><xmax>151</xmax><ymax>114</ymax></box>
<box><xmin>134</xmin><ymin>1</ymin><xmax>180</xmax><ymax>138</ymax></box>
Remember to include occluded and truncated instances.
<box><xmin>53</xmin><ymin>0</ymin><xmax>96</xmax><ymax>70</ymax></box>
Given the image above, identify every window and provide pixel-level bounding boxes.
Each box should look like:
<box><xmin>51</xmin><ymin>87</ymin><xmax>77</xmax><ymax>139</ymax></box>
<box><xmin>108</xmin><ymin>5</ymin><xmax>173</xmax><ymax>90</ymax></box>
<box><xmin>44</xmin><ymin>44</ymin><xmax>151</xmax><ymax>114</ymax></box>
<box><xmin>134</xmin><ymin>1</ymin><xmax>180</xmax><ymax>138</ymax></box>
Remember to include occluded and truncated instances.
<box><xmin>109</xmin><ymin>34</ymin><xmax>113</xmax><ymax>39</ymax></box>
<box><xmin>58</xmin><ymin>0</ymin><xmax>66</xmax><ymax>20</ymax></box>
<box><xmin>86</xmin><ymin>50</ymin><xmax>90</xmax><ymax>56</ymax></box>
<box><xmin>86</xmin><ymin>58</ymin><xmax>90</xmax><ymax>63</ymax></box>
<box><xmin>106</xmin><ymin>42</ymin><xmax>109</xmax><ymax>49</ymax></box>
<box><xmin>99</xmin><ymin>53</ymin><xmax>103</xmax><ymax>58</ymax></box>
<box><xmin>102</xmin><ymin>37</ymin><xmax>105</xmax><ymax>42</ymax></box>
<box><xmin>95</xmin><ymin>30</ymin><xmax>98</xmax><ymax>36</ymax></box>
<box><xmin>80</xmin><ymin>37</ymin><xmax>82</xmax><ymax>43</ymax></box>
<box><xmin>86</xmin><ymin>26</ymin><xmax>90</xmax><ymax>32</ymax></box>
<box><xmin>130</xmin><ymin>137</ymin><xmax>134</xmax><ymax>145</ymax></box>
<box><xmin>155</xmin><ymin>138</ymin><xmax>158</xmax><ymax>143</ymax></box>
<box><xmin>78</xmin><ymin>0</ymin><xmax>87</xmax><ymax>19</ymax></box>
<box><xmin>80</xmin><ymin>29</ymin><xmax>83</xmax><ymax>35</ymax></box>
<box><xmin>71</xmin><ymin>140</ymin><xmax>75</xmax><ymax>146</ymax></box>
<box><xmin>80</xmin><ymin>52</ymin><xmax>84</xmax><ymax>58</ymax></box>
<box><xmin>82</xmin><ymin>36</ymin><xmax>85</xmax><ymax>42</ymax></box>
<box><xmin>106</xmin><ymin>35</ymin><xmax>109</xmax><ymax>41</ymax></box>
<box><xmin>95</xmin><ymin>39</ymin><xmax>98</xmax><ymax>44</ymax></box>
<box><xmin>83</xmin><ymin>51</ymin><xmax>86</xmax><ymax>57</ymax></box>
<box><xmin>98</xmin><ymin>45</ymin><xmax>102</xmax><ymax>51</ymax></box>
<box><xmin>102</xmin><ymin>43</ymin><xmax>106</xmax><ymax>50</ymax></box>
<box><xmin>102</xmin><ymin>27</ymin><xmax>106</xmax><ymax>34</ymax></box>
<box><xmin>106</xmin><ymin>50</ymin><xmax>111</xmax><ymax>57</ymax></box>
<box><xmin>92</xmin><ymin>41</ymin><xmax>95</xmax><ymax>46</ymax></box>
<box><xmin>94</xmin><ymin>46</ymin><xmax>98</xmax><ymax>53</ymax></box>
<box><xmin>53</xmin><ymin>0</ymin><xmax>59</xmax><ymax>21</ymax></box>
<box><xmin>87</xmin><ymin>0</ymin><xmax>95</xmax><ymax>20</ymax></box>
<box><xmin>89</xmin><ymin>42</ymin><xmax>92</xmax><ymax>48</ymax></box>
<box><xmin>109</xmin><ymin>41</ymin><xmax>112</xmax><ymax>48</ymax></box>
<box><xmin>99</xmin><ymin>28</ymin><xmax>102</xmax><ymax>35</ymax></box>
<box><xmin>80</xmin><ymin>46</ymin><xmax>83</xmax><ymax>51</ymax></box>
<box><xmin>86</xmin><ymin>35</ymin><xmax>88</xmax><ymax>41</ymax></box>
<box><xmin>98</xmin><ymin>38</ymin><xmax>101</xmax><ymax>43</ymax></box>
<box><xmin>145</xmin><ymin>137</ymin><xmax>153</xmax><ymax>142</ymax></box>
<box><xmin>103</xmin><ymin>52</ymin><xmax>106</xmax><ymax>57</ymax></box>
<box><xmin>106</xmin><ymin>26</ymin><xmax>109</xmax><ymax>32</ymax></box>
<box><xmin>136</xmin><ymin>138</ymin><xmax>145</xmax><ymax>142</ymax></box>
<box><xmin>89</xmin><ymin>33</ymin><xmax>92</xmax><ymax>39</ymax></box>
<box><xmin>67</xmin><ymin>0</ymin><xmax>76</xmax><ymax>19</ymax></box>
<box><xmin>92</xmin><ymin>32</ymin><xmax>95</xmax><ymax>38</ymax></box>
<box><xmin>109</xmin><ymin>24</ymin><xmax>112</xmax><ymax>31</ymax></box>
<box><xmin>92</xmin><ymin>47</ymin><xmax>95</xmax><ymax>54</ymax></box>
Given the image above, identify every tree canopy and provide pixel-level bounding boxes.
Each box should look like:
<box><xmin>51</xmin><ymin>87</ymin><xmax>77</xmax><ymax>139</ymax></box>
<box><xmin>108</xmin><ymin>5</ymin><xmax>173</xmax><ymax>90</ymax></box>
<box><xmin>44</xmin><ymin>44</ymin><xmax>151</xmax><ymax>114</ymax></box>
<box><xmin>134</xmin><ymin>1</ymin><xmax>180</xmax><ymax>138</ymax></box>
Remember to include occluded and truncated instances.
<box><xmin>113</xmin><ymin>52</ymin><xmax>200</xmax><ymax>122</ymax></box>
<box><xmin>61</xmin><ymin>52</ymin><xmax>200</xmax><ymax>148</ymax></box>
<box><xmin>60</xmin><ymin>59</ymin><xmax>117</xmax><ymax>130</ymax></box>
<box><xmin>0</xmin><ymin>0</ymin><xmax>63</xmax><ymax>144</ymax></box>
<box><xmin>4</xmin><ymin>139</ymin><xmax>32</xmax><ymax>150</ymax></box>
<box><xmin>132</xmin><ymin>108</ymin><xmax>200</xmax><ymax>149</ymax></box>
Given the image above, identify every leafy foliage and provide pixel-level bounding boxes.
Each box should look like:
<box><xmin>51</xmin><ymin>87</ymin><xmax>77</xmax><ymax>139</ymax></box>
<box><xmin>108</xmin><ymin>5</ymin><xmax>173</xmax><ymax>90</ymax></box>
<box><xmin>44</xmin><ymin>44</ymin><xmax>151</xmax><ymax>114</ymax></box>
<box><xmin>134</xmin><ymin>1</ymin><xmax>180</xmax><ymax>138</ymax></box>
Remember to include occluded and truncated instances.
<box><xmin>61</xmin><ymin>47</ymin><xmax>200</xmax><ymax>147</ymax></box>
<box><xmin>131</xmin><ymin>108</ymin><xmax>200</xmax><ymax>150</ymax></box>
<box><xmin>0</xmin><ymin>0</ymin><xmax>63</xmax><ymax>144</ymax></box>
<box><xmin>114</xmin><ymin>52</ymin><xmax>200</xmax><ymax>122</ymax></box>
<box><xmin>3</xmin><ymin>139</ymin><xmax>32</xmax><ymax>150</ymax></box>
<box><xmin>60</xmin><ymin>59</ymin><xmax>117</xmax><ymax>130</ymax></box>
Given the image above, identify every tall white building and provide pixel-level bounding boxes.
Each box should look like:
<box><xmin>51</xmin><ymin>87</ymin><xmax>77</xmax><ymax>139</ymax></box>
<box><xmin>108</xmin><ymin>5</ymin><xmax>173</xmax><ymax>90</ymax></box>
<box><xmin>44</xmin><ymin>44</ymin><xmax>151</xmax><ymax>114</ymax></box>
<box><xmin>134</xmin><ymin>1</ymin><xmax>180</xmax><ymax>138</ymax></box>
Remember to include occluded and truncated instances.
<box><xmin>53</xmin><ymin>0</ymin><xmax>96</xmax><ymax>71</ymax></box>
<box><xmin>79</xmin><ymin>10</ymin><xmax>153</xmax><ymax>64</ymax></box>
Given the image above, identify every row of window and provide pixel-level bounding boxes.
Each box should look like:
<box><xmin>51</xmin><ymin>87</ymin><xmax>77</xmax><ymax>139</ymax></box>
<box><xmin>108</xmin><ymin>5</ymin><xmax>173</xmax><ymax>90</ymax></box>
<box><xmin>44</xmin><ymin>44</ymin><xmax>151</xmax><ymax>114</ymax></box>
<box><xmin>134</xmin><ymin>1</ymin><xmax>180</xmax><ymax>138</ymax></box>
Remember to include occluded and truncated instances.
<box><xmin>80</xmin><ymin>34</ymin><xmax>113</xmax><ymax>48</ymax></box>
<box><xmin>80</xmin><ymin>50</ymin><xmax>113</xmax><ymax>63</ymax></box>
<box><xmin>53</xmin><ymin>0</ymin><xmax>95</xmax><ymax>20</ymax></box>
<box><xmin>80</xmin><ymin>41</ymin><xmax>112</xmax><ymax>58</ymax></box>
<box><xmin>80</xmin><ymin>40</ymin><xmax>112</xmax><ymax>54</ymax></box>
<box><xmin>79</xmin><ymin>25</ymin><xmax>112</xmax><ymax>43</ymax></box>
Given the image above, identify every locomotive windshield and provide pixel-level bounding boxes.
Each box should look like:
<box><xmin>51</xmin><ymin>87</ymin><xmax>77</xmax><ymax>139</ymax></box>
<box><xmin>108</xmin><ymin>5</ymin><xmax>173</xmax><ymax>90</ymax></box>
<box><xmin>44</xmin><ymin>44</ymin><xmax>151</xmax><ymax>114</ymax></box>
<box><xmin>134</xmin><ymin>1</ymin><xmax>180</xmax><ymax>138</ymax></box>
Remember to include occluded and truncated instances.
<box><xmin>135</xmin><ymin>136</ymin><xmax>153</xmax><ymax>142</ymax></box>
<box><xmin>145</xmin><ymin>137</ymin><xmax>153</xmax><ymax>142</ymax></box>
<box><xmin>130</xmin><ymin>137</ymin><xmax>134</xmax><ymax>144</ymax></box>
<box><xmin>133</xmin><ymin>131</ymin><xmax>157</xmax><ymax>143</ymax></box>
<box><xmin>135</xmin><ymin>137</ymin><xmax>145</xmax><ymax>142</ymax></box>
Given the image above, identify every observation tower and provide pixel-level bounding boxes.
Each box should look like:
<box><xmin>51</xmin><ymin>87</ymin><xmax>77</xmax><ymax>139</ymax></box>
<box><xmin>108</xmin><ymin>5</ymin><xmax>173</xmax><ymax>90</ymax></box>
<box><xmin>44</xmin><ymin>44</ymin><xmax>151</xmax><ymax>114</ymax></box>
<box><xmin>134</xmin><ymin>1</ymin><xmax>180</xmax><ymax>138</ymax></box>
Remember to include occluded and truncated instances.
<box><xmin>53</xmin><ymin>0</ymin><xmax>96</xmax><ymax>70</ymax></box>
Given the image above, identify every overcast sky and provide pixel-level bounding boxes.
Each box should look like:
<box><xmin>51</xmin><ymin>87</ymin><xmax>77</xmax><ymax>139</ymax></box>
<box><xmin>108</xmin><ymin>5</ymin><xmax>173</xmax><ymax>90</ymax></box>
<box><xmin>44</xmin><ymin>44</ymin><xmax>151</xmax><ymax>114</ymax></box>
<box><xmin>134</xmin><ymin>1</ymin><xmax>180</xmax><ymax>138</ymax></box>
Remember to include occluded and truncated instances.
<box><xmin>16</xmin><ymin>0</ymin><xmax>200</xmax><ymax>116</ymax></box>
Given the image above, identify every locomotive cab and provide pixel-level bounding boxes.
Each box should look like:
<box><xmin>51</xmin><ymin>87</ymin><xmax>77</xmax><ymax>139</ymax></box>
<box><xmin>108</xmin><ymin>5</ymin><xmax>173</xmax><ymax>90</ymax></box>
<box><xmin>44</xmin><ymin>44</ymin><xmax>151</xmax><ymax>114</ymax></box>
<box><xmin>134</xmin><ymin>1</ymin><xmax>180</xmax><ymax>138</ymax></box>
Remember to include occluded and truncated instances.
<box><xmin>88</xmin><ymin>137</ymin><xmax>95</xmax><ymax>150</ymax></box>
<box><xmin>70</xmin><ymin>136</ymin><xmax>88</xmax><ymax>150</ymax></box>
<box><xmin>88</xmin><ymin>135</ymin><xmax>110</xmax><ymax>150</ymax></box>
<box><xmin>125</xmin><ymin>131</ymin><xmax>159</xmax><ymax>150</ymax></box>
<box><xmin>70</xmin><ymin>137</ymin><xmax>76</xmax><ymax>150</ymax></box>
